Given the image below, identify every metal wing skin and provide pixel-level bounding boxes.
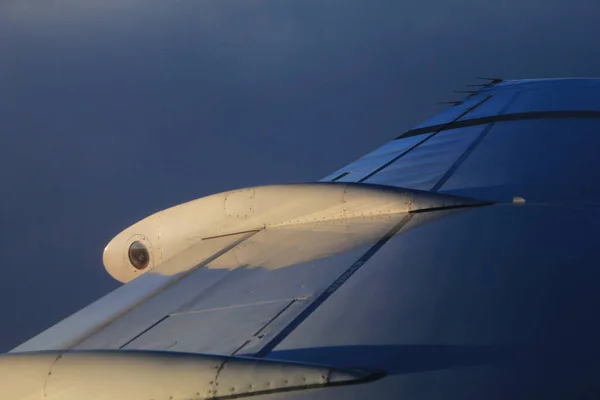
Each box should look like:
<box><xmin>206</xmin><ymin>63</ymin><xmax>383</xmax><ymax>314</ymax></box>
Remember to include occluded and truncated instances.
<box><xmin>4</xmin><ymin>78</ymin><xmax>600</xmax><ymax>399</ymax></box>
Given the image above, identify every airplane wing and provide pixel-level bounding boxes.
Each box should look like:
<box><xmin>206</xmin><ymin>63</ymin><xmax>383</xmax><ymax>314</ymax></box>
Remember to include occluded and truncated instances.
<box><xmin>4</xmin><ymin>78</ymin><xmax>600</xmax><ymax>399</ymax></box>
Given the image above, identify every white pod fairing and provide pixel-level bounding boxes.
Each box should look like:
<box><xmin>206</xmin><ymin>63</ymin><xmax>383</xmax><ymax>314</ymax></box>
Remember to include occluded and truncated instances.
<box><xmin>103</xmin><ymin>183</ymin><xmax>486</xmax><ymax>283</ymax></box>
<box><xmin>0</xmin><ymin>350</ymin><xmax>381</xmax><ymax>400</ymax></box>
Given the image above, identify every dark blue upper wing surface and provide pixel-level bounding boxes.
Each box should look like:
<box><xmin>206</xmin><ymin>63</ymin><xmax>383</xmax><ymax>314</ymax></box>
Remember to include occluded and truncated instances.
<box><xmin>322</xmin><ymin>78</ymin><xmax>600</xmax><ymax>204</ymax></box>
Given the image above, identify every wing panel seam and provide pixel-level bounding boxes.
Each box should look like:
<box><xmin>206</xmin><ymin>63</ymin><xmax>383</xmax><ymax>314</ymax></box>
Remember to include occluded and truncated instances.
<box><xmin>358</xmin><ymin>95</ymin><xmax>492</xmax><ymax>183</ymax></box>
<box><xmin>397</xmin><ymin>109</ymin><xmax>600</xmax><ymax>139</ymax></box>
<box><xmin>429</xmin><ymin>91</ymin><xmax>521</xmax><ymax>192</ymax></box>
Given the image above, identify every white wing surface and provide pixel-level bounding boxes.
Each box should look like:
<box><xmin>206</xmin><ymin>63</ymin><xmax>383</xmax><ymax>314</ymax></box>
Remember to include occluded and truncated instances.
<box><xmin>5</xmin><ymin>78</ymin><xmax>600</xmax><ymax>399</ymax></box>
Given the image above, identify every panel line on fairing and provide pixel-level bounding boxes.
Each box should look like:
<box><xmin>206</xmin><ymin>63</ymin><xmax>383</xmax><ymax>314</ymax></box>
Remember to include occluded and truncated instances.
<box><xmin>202</xmin><ymin>229</ymin><xmax>263</xmax><ymax>241</ymax></box>
<box><xmin>357</xmin><ymin>95</ymin><xmax>493</xmax><ymax>183</ymax></box>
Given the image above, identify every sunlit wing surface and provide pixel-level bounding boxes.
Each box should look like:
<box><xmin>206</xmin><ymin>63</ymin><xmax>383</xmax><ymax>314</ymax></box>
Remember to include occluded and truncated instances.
<box><xmin>5</xmin><ymin>78</ymin><xmax>600</xmax><ymax>399</ymax></box>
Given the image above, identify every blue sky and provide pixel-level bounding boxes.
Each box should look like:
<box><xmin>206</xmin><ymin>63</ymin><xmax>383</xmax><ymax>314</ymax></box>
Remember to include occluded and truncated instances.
<box><xmin>1</xmin><ymin>0</ymin><xmax>599</xmax><ymax>351</ymax></box>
